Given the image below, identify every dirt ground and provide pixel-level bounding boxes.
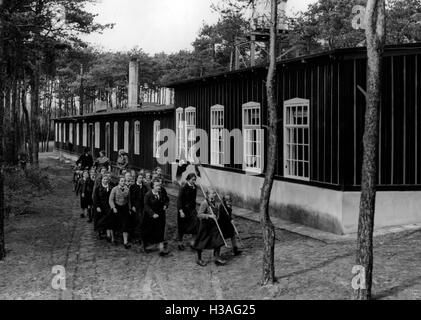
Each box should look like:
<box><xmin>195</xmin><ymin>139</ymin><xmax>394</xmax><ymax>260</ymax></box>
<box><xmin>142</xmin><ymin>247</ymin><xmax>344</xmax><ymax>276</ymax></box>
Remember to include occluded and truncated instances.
<box><xmin>0</xmin><ymin>154</ymin><xmax>420</xmax><ymax>300</ymax></box>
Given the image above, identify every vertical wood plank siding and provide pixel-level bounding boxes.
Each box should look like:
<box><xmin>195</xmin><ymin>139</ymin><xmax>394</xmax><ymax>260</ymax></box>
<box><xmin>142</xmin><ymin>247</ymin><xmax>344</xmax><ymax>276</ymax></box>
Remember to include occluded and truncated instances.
<box><xmin>54</xmin><ymin>110</ymin><xmax>175</xmax><ymax>179</ymax></box>
<box><xmin>54</xmin><ymin>47</ymin><xmax>421</xmax><ymax>190</ymax></box>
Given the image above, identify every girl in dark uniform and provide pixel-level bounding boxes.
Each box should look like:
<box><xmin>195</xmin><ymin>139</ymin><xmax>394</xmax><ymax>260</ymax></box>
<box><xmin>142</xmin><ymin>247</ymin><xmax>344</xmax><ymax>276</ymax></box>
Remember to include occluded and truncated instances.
<box><xmin>130</xmin><ymin>174</ymin><xmax>147</xmax><ymax>244</ymax></box>
<box><xmin>109</xmin><ymin>177</ymin><xmax>131</xmax><ymax>249</ymax></box>
<box><xmin>176</xmin><ymin>173</ymin><xmax>198</xmax><ymax>251</ymax></box>
<box><xmin>76</xmin><ymin>171</ymin><xmax>94</xmax><ymax>219</ymax></box>
<box><xmin>218</xmin><ymin>195</ymin><xmax>242</xmax><ymax>256</ymax></box>
<box><xmin>143</xmin><ymin>179</ymin><xmax>169</xmax><ymax>256</ymax></box>
<box><xmin>193</xmin><ymin>189</ymin><xmax>226</xmax><ymax>267</ymax></box>
<box><xmin>93</xmin><ymin>175</ymin><xmax>112</xmax><ymax>240</ymax></box>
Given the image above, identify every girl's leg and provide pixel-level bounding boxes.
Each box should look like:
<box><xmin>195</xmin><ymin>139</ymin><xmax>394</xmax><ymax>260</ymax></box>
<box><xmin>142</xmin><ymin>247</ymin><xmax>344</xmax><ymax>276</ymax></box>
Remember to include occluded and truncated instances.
<box><xmin>159</xmin><ymin>242</ymin><xmax>168</xmax><ymax>256</ymax></box>
<box><xmin>123</xmin><ymin>232</ymin><xmax>131</xmax><ymax>249</ymax></box>
<box><xmin>231</xmin><ymin>237</ymin><xmax>242</xmax><ymax>256</ymax></box>
<box><xmin>214</xmin><ymin>247</ymin><xmax>227</xmax><ymax>265</ymax></box>
<box><xmin>177</xmin><ymin>232</ymin><xmax>185</xmax><ymax>250</ymax></box>
<box><xmin>196</xmin><ymin>249</ymin><xmax>206</xmax><ymax>266</ymax></box>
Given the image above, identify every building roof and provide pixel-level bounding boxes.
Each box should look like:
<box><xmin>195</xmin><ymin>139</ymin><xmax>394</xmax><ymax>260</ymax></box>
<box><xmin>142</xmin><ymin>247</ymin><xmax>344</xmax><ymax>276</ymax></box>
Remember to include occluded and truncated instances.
<box><xmin>53</xmin><ymin>103</ymin><xmax>175</xmax><ymax>121</ymax></box>
<box><xmin>165</xmin><ymin>43</ymin><xmax>421</xmax><ymax>88</ymax></box>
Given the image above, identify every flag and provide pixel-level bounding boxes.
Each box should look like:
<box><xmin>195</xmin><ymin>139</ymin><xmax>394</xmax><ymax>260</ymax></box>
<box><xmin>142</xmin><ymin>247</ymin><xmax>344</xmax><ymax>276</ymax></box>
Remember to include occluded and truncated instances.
<box><xmin>194</xmin><ymin>164</ymin><xmax>201</xmax><ymax>178</ymax></box>
<box><xmin>176</xmin><ymin>160</ymin><xmax>190</xmax><ymax>184</ymax></box>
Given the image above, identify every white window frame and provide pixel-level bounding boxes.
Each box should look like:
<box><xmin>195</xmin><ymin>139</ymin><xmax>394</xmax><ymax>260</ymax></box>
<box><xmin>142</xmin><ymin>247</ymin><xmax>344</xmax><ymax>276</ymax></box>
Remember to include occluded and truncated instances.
<box><xmin>113</xmin><ymin>122</ymin><xmax>118</xmax><ymax>152</ymax></box>
<box><xmin>176</xmin><ymin>108</ymin><xmax>185</xmax><ymax>160</ymax></box>
<box><xmin>185</xmin><ymin>107</ymin><xmax>196</xmax><ymax>162</ymax></box>
<box><xmin>83</xmin><ymin>123</ymin><xmax>87</xmax><ymax>147</ymax></box>
<box><xmin>69</xmin><ymin>123</ymin><xmax>73</xmax><ymax>144</ymax></box>
<box><xmin>64</xmin><ymin>123</ymin><xmax>67</xmax><ymax>142</ymax></box>
<box><xmin>59</xmin><ymin>123</ymin><xmax>63</xmax><ymax>143</ymax></box>
<box><xmin>284</xmin><ymin>98</ymin><xmax>311</xmax><ymax>181</ymax></box>
<box><xmin>95</xmin><ymin>122</ymin><xmax>100</xmax><ymax>148</ymax></box>
<box><xmin>153</xmin><ymin>120</ymin><xmax>161</xmax><ymax>158</ymax></box>
<box><xmin>242</xmin><ymin>102</ymin><xmax>264</xmax><ymax>174</ymax></box>
<box><xmin>124</xmin><ymin>121</ymin><xmax>129</xmax><ymax>153</ymax></box>
<box><xmin>55</xmin><ymin>123</ymin><xmax>58</xmax><ymax>142</ymax></box>
<box><xmin>76</xmin><ymin>123</ymin><xmax>80</xmax><ymax>146</ymax></box>
<box><xmin>210</xmin><ymin>105</ymin><xmax>225</xmax><ymax>166</ymax></box>
<box><xmin>134</xmin><ymin>121</ymin><xmax>140</xmax><ymax>155</ymax></box>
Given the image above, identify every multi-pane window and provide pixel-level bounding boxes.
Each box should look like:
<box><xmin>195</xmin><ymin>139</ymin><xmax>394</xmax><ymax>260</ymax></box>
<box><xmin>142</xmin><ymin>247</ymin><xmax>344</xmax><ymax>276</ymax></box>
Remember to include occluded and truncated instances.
<box><xmin>124</xmin><ymin>121</ymin><xmax>129</xmax><ymax>153</ymax></box>
<box><xmin>113</xmin><ymin>122</ymin><xmax>118</xmax><ymax>152</ymax></box>
<box><xmin>69</xmin><ymin>123</ymin><xmax>73</xmax><ymax>144</ymax></box>
<box><xmin>76</xmin><ymin>123</ymin><xmax>80</xmax><ymax>146</ymax></box>
<box><xmin>95</xmin><ymin>122</ymin><xmax>100</xmax><ymax>148</ymax></box>
<box><xmin>176</xmin><ymin>108</ymin><xmax>185</xmax><ymax>159</ymax></box>
<box><xmin>83</xmin><ymin>123</ymin><xmax>87</xmax><ymax>147</ymax></box>
<box><xmin>243</xmin><ymin>102</ymin><xmax>263</xmax><ymax>173</ymax></box>
<box><xmin>185</xmin><ymin>107</ymin><xmax>196</xmax><ymax>162</ymax></box>
<box><xmin>211</xmin><ymin>105</ymin><xmax>225</xmax><ymax>166</ymax></box>
<box><xmin>153</xmin><ymin>120</ymin><xmax>161</xmax><ymax>158</ymax></box>
<box><xmin>134</xmin><ymin>121</ymin><xmax>140</xmax><ymax>155</ymax></box>
<box><xmin>284</xmin><ymin>98</ymin><xmax>310</xmax><ymax>180</ymax></box>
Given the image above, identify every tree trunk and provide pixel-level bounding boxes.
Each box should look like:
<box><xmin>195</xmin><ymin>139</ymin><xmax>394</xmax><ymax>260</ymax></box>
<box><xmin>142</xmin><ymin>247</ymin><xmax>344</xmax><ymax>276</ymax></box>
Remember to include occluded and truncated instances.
<box><xmin>354</xmin><ymin>0</ymin><xmax>386</xmax><ymax>300</ymax></box>
<box><xmin>260</xmin><ymin>0</ymin><xmax>278</xmax><ymax>286</ymax></box>
<box><xmin>22</xmin><ymin>75</ymin><xmax>33</xmax><ymax>165</ymax></box>
<box><xmin>30</xmin><ymin>62</ymin><xmax>40</xmax><ymax>167</ymax></box>
<box><xmin>0</xmin><ymin>29</ymin><xmax>6</xmax><ymax>260</ymax></box>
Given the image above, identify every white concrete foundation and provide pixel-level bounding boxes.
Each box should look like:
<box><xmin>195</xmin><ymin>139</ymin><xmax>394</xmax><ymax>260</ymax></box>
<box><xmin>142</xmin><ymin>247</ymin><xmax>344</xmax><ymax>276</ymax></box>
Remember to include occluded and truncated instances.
<box><xmin>172</xmin><ymin>164</ymin><xmax>421</xmax><ymax>235</ymax></box>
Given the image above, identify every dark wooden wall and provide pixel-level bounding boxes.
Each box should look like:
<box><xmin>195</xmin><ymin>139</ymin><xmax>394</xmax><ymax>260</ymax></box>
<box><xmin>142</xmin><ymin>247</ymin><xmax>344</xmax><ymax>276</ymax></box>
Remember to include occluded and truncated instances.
<box><xmin>54</xmin><ymin>110</ymin><xmax>175</xmax><ymax>179</ymax></box>
<box><xmin>173</xmin><ymin>48</ymin><xmax>421</xmax><ymax>190</ymax></box>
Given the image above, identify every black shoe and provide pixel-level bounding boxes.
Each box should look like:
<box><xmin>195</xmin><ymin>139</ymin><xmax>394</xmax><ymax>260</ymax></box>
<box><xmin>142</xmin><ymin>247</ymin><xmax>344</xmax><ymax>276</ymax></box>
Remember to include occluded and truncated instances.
<box><xmin>159</xmin><ymin>251</ymin><xmax>169</xmax><ymax>257</ymax></box>
<box><xmin>80</xmin><ymin>214</ymin><xmax>85</xmax><ymax>218</ymax></box>
<box><xmin>196</xmin><ymin>260</ymin><xmax>207</xmax><ymax>267</ymax></box>
<box><xmin>87</xmin><ymin>219</ymin><xmax>93</xmax><ymax>223</ymax></box>
<box><xmin>233</xmin><ymin>248</ymin><xmax>243</xmax><ymax>256</ymax></box>
<box><xmin>178</xmin><ymin>244</ymin><xmax>185</xmax><ymax>251</ymax></box>
<box><xmin>124</xmin><ymin>243</ymin><xmax>132</xmax><ymax>250</ymax></box>
<box><xmin>144</xmin><ymin>247</ymin><xmax>152</xmax><ymax>254</ymax></box>
<box><xmin>215</xmin><ymin>258</ymin><xmax>227</xmax><ymax>266</ymax></box>
<box><xmin>112</xmin><ymin>240</ymin><xmax>118</xmax><ymax>246</ymax></box>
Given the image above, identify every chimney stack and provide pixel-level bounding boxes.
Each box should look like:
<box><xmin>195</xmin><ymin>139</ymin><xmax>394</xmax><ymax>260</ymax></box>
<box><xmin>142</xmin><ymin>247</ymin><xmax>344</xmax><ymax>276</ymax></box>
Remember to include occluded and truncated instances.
<box><xmin>128</xmin><ymin>59</ymin><xmax>139</xmax><ymax>108</ymax></box>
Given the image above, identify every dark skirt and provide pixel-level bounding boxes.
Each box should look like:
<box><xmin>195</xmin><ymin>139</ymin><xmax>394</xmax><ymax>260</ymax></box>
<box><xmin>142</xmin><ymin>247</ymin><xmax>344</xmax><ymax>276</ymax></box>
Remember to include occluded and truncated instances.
<box><xmin>218</xmin><ymin>215</ymin><xmax>235</xmax><ymax>239</ymax></box>
<box><xmin>177</xmin><ymin>209</ymin><xmax>198</xmax><ymax>235</ymax></box>
<box><xmin>94</xmin><ymin>205</ymin><xmax>110</xmax><ymax>232</ymax></box>
<box><xmin>80</xmin><ymin>195</ymin><xmax>93</xmax><ymax>209</ymax></box>
<box><xmin>193</xmin><ymin>219</ymin><xmax>225</xmax><ymax>250</ymax></box>
<box><xmin>131</xmin><ymin>209</ymin><xmax>144</xmax><ymax>240</ymax></box>
<box><xmin>142</xmin><ymin>214</ymin><xmax>166</xmax><ymax>245</ymax></box>
<box><xmin>117</xmin><ymin>204</ymin><xmax>131</xmax><ymax>233</ymax></box>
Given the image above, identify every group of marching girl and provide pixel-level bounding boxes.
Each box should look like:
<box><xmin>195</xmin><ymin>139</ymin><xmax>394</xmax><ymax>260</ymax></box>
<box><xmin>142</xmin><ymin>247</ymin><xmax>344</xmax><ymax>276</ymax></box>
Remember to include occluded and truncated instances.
<box><xmin>73</xmin><ymin>150</ymin><xmax>242</xmax><ymax>266</ymax></box>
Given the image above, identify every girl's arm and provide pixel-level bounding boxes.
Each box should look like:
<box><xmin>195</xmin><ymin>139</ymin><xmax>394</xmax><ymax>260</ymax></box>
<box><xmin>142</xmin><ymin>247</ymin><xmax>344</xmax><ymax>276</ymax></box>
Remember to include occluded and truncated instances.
<box><xmin>109</xmin><ymin>187</ymin><xmax>117</xmax><ymax>211</ymax></box>
<box><xmin>144</xmin><ymin>193</ymin><xmax>156</xmax><ymax>218</ymax></box>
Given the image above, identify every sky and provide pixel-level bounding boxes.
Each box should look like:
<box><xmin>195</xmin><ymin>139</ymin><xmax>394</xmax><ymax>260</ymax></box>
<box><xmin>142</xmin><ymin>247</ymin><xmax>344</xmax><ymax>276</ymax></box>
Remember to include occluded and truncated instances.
<box><xmin>81</xmin><ymin>0</ymin><xmax>316</xmax><ymax>55</ymax></box>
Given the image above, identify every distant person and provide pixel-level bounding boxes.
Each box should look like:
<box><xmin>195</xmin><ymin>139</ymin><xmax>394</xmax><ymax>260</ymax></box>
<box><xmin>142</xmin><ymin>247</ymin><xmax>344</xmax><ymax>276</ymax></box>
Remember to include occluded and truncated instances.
<box><xmin>76</xmin><ymin>171</ymin><xmax>94</xmax><ymax>220</ymax></box>
<box><xmin>176</xmin><ymin>173</ymin><xmax>199</xmax><ymax>251</ymax></box>
<box><xmin>130</xmin><ymin>174</ymin><xmax>147</xmax><ymax>244</ymax></box>
<box><xmin>117</xmin><ymin>150</ymin><xmax>129</xmax><ymax>174</ymax></box>
<box><xmin>93</xmin><ymin>174</ymin><xmax>112</xmax><ymax>240</ymax></box>
<box><xmin>143</xmin><ymin>179</ymin><xmax>170</xmax><ymax>256</ymax></box>
<box><xmin>96</xmin><ymin>151</ymin><xmax>111</xmax><ymax>172</ymax></box>
<box><xmin>76</xmin><ymin>148</ymin><xmax>94</xmax><ymax>170</ymax></box>
<box><xmin>109</xmin><ymin>176</ymin><xmax>131</xmax><ymax>249</ymax></box>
